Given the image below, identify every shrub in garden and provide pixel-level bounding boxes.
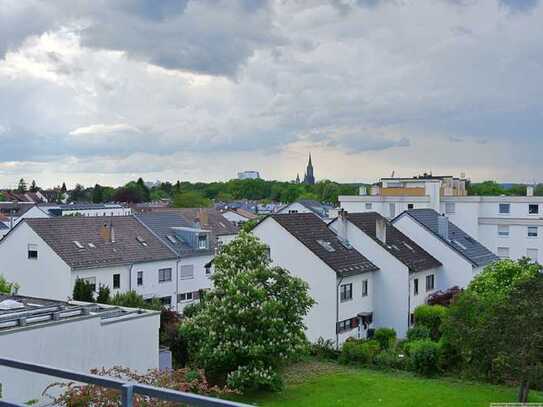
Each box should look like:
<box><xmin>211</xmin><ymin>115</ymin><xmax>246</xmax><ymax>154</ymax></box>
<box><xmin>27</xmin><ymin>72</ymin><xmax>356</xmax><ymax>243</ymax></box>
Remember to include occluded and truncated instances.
<box><xmin>374</xmin><ymin>328</ymin><xmax>396</xmax><ymax>351</ymax></box>
<box><xmin>72</xmin><ymin>278</ymin><xmax>94</xmax><ymax>302</ymax></box>
<box><xmin>96</xmin><ymin>285</ymin><xmax>111</xmax><ymax>304</ymax></box>
<box><xmin>413</xmin><ymin>304</ymin><xmax>447</xmax><ymax>340</ymax></box>
<box><xmin>309</xmin><ymin>337</ymin><xmax>339</xmax><ymax>360</ymax></box>
<box><xmin>406</xmin><ymin>325</ymin><xmax>431</xmax><ymax>342</ymax></box>
<box><xmin>181</xmin><ymin>232</ymin><xmax>314</xmax><ymax>392</ymax></box>
<box><xmin>339</xmin><ymin>340</ymin><xmax>380</xmax><ymax>366</ymax></box>
<box><xmin>408</xmin><ymin>340</ymin><xmax>440</xmax><ymax>376</ymax></box>
<box><xmin>373</xmin><ymin>349</ymin><xmax>408</xmax><ymax>371</ymax></box>
<box><xmin>0</xmin><ymin>274</ymin><xmax>18</xmax><ymax>294</ymax></box>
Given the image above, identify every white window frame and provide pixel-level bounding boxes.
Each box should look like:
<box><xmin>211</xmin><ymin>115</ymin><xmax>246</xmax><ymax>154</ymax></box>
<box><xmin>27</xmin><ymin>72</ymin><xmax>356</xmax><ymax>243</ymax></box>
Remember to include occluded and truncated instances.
<box><xmin>497</xmin><ymin>247</ymin><xmax>510</xmax><ymax>259</ymax></box>
<box><xmin>180</xmin><ymin>265</ymin><xmax>195</xmax><ymax>280</ymax></box>
<box><xmin>365</xmin><ymin>203</ymin><xmax>372</xmax><ymax>210</ymax></box>
<box><xmin>340</xmin><ymin>283</ymin><xmax>353</xmax><ymax>302</ymax></box>
<box><xmin>528</xmin><ymin>226</ymin><xmax>538</xmax><ymax>238</ymax></box>
<box><xmin>425</xmin><ymin>274</ymin><xmax>435</xmax><ymax>292</ymax></box>
<box><xmin>527</xmin><ymin>248</ymin><xmax>538</xmax><ymax>262</ymax></box>
<box><xmin>499</xmin><ymin>203</ymin><xmax>511</xmax><ymax>215</ymax></box>
<box><xmin>362</xmin><ymin>280</ymin><xmax>368</xmax><ymax>297</ymax></box>
<box><xmin>27</xmin><ymin>244</ymin><xmax>38</xmax><ymax>260</ymax></box>
<box><xmin>445</xmin><ymin>202</ymin><xmax>456</xmax><ymax>214</ymax></box>
<box><xmin>158</xmin><ymin>268</ymin><xmax>172</xmax><ymax>283</ymax></box>
<box><xmin>529</xmin><ymin>204</ymin><xmax>539</xmax><ymax>215</ymax></box>
<box><xmin>137</xmin><ymin>271</ymin><xmax>144</xmax><ymax>286</ymax></box>
<box><xmin>497</xmin><ymin>225</ymin><xmax>510</xmax><ymax>237</ymax></box>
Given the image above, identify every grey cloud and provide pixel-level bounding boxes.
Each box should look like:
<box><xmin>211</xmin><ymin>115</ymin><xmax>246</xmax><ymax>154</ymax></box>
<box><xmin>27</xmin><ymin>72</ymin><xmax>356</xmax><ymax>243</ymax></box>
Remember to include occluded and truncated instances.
<box><xmin>499</xmin><ymin>0</ymin><xmax>539</xmax><ymax>12</ymax></box>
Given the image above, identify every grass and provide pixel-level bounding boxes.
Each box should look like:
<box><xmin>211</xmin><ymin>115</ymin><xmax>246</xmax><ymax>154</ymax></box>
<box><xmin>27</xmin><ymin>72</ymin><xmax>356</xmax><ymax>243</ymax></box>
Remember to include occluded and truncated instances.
<box><xmin>237</xmin><ymin>360</ymin><xmax>543</xmax><ymax>406</ymax></box>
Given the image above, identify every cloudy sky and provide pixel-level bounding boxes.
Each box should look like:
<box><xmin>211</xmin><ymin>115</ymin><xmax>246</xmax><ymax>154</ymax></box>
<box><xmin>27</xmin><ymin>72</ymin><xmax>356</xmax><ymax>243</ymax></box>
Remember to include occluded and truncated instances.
<box><xmin>1</xmin><ymin>0</ymin><xmax>542</xmax><ymax>188</ymax></box>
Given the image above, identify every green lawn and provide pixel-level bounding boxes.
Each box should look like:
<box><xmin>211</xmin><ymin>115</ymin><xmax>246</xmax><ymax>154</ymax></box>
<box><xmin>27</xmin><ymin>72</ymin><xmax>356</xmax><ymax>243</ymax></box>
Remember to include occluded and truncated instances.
<box><xmin>238</xmin><ymin>361</ymin><xmax>543</xmax><ymax>407</ymax></box>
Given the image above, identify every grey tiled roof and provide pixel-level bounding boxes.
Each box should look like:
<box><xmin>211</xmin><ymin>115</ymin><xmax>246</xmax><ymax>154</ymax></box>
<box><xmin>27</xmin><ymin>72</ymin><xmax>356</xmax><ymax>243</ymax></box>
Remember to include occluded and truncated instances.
<box><xmin>135</xmin><ymin>212</ymin><xmax>216</xmax><ymax>258</ymax></box>
<box><xmin>344</xmin><ymin>212</ymin><xmax>442</xmax><ymax>272</ymax></box>
<box><xmin>25</xmin><ymin>216</ymin><xmax>176</xmax><ymax>269</ymax></box>
<box><xmin>0</xmin><ymin>222</ymin><xmax>8</xmax><ymax>230</ymax></box>
<box><xmin>297</xmin><ymin>200</ymin><xmax>333</xmax><ymax>218</ymax></box>
<box><xmin>271</xmin><ymin>213</ymin><xmax>379</xmax><ymax>276</ymax></box>
<box><xmin>399</xmin><ymin>209</ymin><xmax>499</xmax><ymax>267</ymax></box>
<box><xmin>149</xmin><ymin>207</ymin><xmax>239</xmax><ymax>236</ymax></box>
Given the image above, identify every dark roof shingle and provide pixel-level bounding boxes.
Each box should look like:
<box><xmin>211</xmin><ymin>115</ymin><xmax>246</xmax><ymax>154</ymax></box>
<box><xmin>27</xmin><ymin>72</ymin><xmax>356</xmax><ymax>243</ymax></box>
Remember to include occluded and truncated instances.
<box><xmin>271</xmin><ymin>213</ymin><xmax>378</xmax><ymax>276</ymax></box>
<box><xmin>150</xmin><ymin>208</ymin><xmax>238</xmax><ymax>236</ymax></box>
<box><xmin>25</xmin><ymin>216</ymin><xmax>176</xmax><ymax>269</ymax></box>
<box><xmin>344</xmin><ymin>212</ymin><xmax>442</xmax><ymax>272</ymax></box>
<box><xmin>399</xmin><ymin>209</ymin><xmax>499</xmax><ymax>267</ymax></box>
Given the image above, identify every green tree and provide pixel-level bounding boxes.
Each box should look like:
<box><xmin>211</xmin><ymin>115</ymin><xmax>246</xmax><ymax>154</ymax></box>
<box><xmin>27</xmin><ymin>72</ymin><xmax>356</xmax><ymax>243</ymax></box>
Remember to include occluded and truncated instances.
<box><xmin>29</xmin><ymin>180</ymin><xmax>39</xmax><ymax>192</ymax></box>
<box><xmin>0</xmin><ymin>191</ymin><xmax>5</xmax><ymax>201</ymax></box>
<box><xmin>181</xmin><ymin>232</ymin><xmax>314</xmax><ymax>391</ymax></box>
<box><xmin>17</xmin><ymin>178</ymin><xmax>27</xmax><ymax>193</ymax></box>
<box><xmin>467</xmin><ymin>181</ymin><xmax>506</xmax><ymax>196</ymax></box>
<box><xmin>92</xmin><ymin>184</ymin><xmax>104</xmax><ymax>203</ymax></box>
<box><xmin>70</xmin><ymin>184</ymin><xmax>87</xmax><ymax>202</ymax></box>
<box><xmin>110</xmin><ymin>290</ymin><xmax>162</xmax><ymax>310</ymax></box>
<box><xmin>96</xmin><ymin>285</ymin><xmax>111</xmax><ymax>304</ymax></box>
<box><xmin>72</xmin><ymin>279</ymin><xmax>94</xmax><ymax>302</ymax></box>
<box><xmin>173</xmin><ymin>191</ymin><xmax>211</xmax><ymax>208</ymax></box>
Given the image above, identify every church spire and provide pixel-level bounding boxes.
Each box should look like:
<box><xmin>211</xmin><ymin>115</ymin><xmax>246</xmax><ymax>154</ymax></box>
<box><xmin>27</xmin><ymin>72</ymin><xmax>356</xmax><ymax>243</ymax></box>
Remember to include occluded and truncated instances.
<box><xmin>303</xmin><ymin>153</ymin><xmax>315</xmax><ymax>185</ymax></box>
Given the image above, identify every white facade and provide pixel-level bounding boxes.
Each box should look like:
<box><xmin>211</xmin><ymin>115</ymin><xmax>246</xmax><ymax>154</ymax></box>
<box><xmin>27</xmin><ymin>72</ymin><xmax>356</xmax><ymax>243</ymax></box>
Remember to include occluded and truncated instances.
<box><xmin>237</xmin><ymin>171</ymin><xmax>260</xmax><ymax>180</ymax></box>
<box><xmin>393</xmin><ymin>214</ymin><xmax>484</xmax><ymax>290</ymax></box>
<box><xmin>252</xmin><ymin>217</ymin><xmax>374</xmax><ymax>346</ymax></box>
<box><xmin>329</xmin><ymin>218</ymin><xmax>440</xmax><ymax>337</ymax></box>
<box><xmin>222</xmin><ymin>210</ymin><xmax>252</xmax><ymax>225</ymax></box>
<box><xmin>278</xmin><ymin>202</ymin><xmax>315</xmax><ymax>215</ymax></box>
<box><xmin>340</xmin><ymin>183</ymin><xmax>543</xmax><ymax>262</ymax></box>
<box><xmin>0</xmin><ymin>301</ymin><xmax>160</xmax><ymax>403</ymax></box>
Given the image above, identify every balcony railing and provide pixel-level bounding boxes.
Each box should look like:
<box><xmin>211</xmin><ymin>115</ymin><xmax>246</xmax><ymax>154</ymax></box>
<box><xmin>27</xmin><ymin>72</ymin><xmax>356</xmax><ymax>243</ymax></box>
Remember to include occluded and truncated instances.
<box><xmin>0</xmin><ymin>357</ymin><xmax>251</xmax><ymax>407</ymax></box>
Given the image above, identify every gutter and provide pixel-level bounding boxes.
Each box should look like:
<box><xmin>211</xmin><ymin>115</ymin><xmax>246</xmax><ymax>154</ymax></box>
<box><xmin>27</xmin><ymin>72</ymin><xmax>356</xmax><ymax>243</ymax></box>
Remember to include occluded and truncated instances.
<box><xmin>335</xmin><ymin>275</ymin><xmax>344</xmax><ymax>350</ymax></box>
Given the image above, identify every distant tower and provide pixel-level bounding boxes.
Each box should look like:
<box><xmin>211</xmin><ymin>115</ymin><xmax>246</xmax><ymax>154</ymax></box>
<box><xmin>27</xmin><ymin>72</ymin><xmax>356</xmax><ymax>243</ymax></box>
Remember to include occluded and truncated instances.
<box><xmin>303</xmin><ymin>153</ymin><xmax>315</xmax><ymax>185</ymax></box>
<box><xmin>295</xmin><ymin>173</ymin><xmax>300</xmax><ymax>184</ymax></box>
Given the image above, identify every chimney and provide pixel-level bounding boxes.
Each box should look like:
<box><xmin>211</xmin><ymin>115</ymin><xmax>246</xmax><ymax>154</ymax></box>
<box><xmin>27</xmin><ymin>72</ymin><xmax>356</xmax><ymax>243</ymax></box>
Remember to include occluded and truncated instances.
<box><xmin>437</xmin><ymin>214</ymin><xmax>449</xmax><ymax>240</ymax></box>
<box><xmin>375</xmin><ymin>217</ymin><xmax>387</xmax><ymax>244</ymax></box>
<box><xmin>110</xmin><ymin>224</ymin><xmax>116</xmax><ymax>243</ymax></box>
<box><xmin>199</xmin><ymin>208</ymin><xmax>209</xmax><ymax>227</ymax></box>
<box><xmin>527</xmin><ymin>185</ymin><xmax>534</xmax><ymax>197</ymax></box>
<box><xmin>337</xmin><ymin>209</ymin><xmax>348</xmax><ymax>240</ymax></box>
<box><xmin>99</xmin><ymin>223</ymin><xmax>111</xmax><ymax>242</ymax></box>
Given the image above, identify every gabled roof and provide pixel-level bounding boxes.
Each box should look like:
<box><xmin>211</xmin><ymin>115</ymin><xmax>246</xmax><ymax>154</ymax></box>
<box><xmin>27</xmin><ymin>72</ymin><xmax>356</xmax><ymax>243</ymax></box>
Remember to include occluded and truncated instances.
<box><xmin>0</xmin><ymin>202</ymin><xmax>36</xmax><ymax>217</ymax></box>
<box><xmin>226</xmin><ymin>208</ymin><xmax>258</xmax><ymax>220</ymax></box>
<box><xmin>395</xmin><ymin>209</ymin><xmax>498</xmax><ymax>268</ymax></box>
<box><xmin>339</xmin><ymin>212</ymin><xmax>442</xmax><ymax>272</ymax></box>
<box><xmin>297</xmin><ymin>200</ymin><xmax>333</xmax><ymax>218</ymax></box>
<box><xmin>23</xmin><ymin>216</ymin><xmax>176</xmax><ymax>269</ymax></box>
<box><xmin>270</xmin><ymin>213</ymin><xmax>378</xmax><ymax>276</ymax></box>
<box><xmin>135</xmin><ymin>212</ymin><xmax>216</xmax><ymax>258</ymax></box>
<box><xmin>150</xmin><ymin>207</ymin><xmax>238</xmax><ymax>236</ymax></box>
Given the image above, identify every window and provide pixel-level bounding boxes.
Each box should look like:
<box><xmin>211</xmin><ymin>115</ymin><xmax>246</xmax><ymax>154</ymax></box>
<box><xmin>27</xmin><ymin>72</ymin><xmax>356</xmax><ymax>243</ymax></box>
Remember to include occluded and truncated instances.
<box><xmin>498</xmin><ymin>225</ymin><xmax>510</xmax><ymax>237</ymax></box>
<box><xmin>497</xmin><ymin>247</ymin><xmax>510</xmax><ymax>259</ymax></box>
<box><xmin>529</xmin><ymin>204</ymin><xmax>539</xmax><ymax>214</ymax></box>
<box><xmin>317</xmin><ymin>239</ymin><xmax>335</xmax><ymax>252</ymax></box>
<box><xmin>158</xmin><ymin>268</ymin><xmax>172</xmax><ymax>282</ymax></box>
<box><xmin>205</xmin><ymin>264</ymin><xmax>212</xmax><ymax>275</ymax></box>
<box><xmin>178</xmin><ymin>291</ymin><xmax>194</xmax><ymax>302</ymax></box>
<box><xmin>425</xmin><ymin>274</ymin><xmax>435</xmax><ymax>292</ymax></box>
<box><xmin>340</xmin><ymin>283</ymin><xmax>353</xmax><ymax>302</ymax></box>
<box><xmin>180</xmin><ymin>265</ymin><xmax>194</xmax><ymax>280</ymax></box>
<box><xmin>445</xmin><ymin>202</ymin><xmax>456</xmax><ymax>214</ymax></box>
<box><xmin>407</xmin><ymin>204</ymin><xmax>414</xmax><ymax>210</ymax></box>
<box><xmin>27</xmin><ymin>244</ymin><xmax>38</xmax><ymax>260</ymax></box>
<box><xmin>198</xmin><ymin>234</ymin><xmax>208</xmax><ymax>249</ymax></box>
<box><xmin>160</xmin><ymin>296</ymin><xmax>172</xmax><ymax>306</ymax></box>
<box><xmin>365</xmin><ymin>203</ymin><xmax>372</xmax><ymax>210</ymax></box>
<box><xmin>413</xmin><ymin>278</ymin><xmax>419</xmax><ymax>296</ymax></box>
<box><xmin>336</xmin><ymin>317</ymin><xmax>359</xmax><ymax>333</ymax></box>
<box><xmin>288</xmin><ymin>210</ymin><xmax>298</xmax><ymax>214</ymax></box>
<box><xmin>499</xmin><ymin>203</ymin><xmax>511</xmax><ymax>214</ymax></box>
<box><xmin>528</xmin><ymin>226</ymin><xmax>538</xmax><ymax>238</ymax></box>
<box><xmin>362</xmin><ymin>280</ymin><xmax>368</xmax><ymax>297</ymax></box>
<box><xmin>113</xmin><ymin>274</ymin><xmax>120</xmax><ymax>289</ymax></box>
<box><xmin>389</xmin><ymin>203</ymin><xmax>396</xmax><ymax>218</ymax></box>
<box><xmin>527</xmin><ymin>248</ymin><xmax>539</xmax><ymax>262</ymax></box>
<box><xmin>137</xmin><ymin>271</ymin><xmax>143</xmax><ymax>286</ymax></box>
<box><xmin>73</xmin><ymin>241</ymin><xmax>84</xmax><ymax>249</ymax></box>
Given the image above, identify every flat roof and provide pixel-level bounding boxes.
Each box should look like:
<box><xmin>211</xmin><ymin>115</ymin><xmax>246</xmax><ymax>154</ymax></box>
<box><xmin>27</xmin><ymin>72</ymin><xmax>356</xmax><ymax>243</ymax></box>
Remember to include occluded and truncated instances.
<box><xmin>0</xmin><ymin>295</ymin><xmax>158</xmax><ymax>334</ymax></box>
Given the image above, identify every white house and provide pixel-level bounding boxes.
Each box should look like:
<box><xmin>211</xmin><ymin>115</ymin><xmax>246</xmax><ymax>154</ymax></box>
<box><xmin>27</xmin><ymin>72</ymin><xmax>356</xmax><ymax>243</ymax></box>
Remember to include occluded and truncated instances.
<box><xmin>329</xmin><ymin>211</ymin><xmax>442</xmax><ymax>336</ymax></box>
<box><xmin>221</xmin><ymin>208</ymin><xmax>258</xmax><ymax>226</ymax></box>
<box><xmin>339</xmin><ymin>174</ymin><xmax>543</xmax><ymax>262</ymax></box>
<box><xmin>43</xmin><ymin>203</ymin><xmax>132</xmax><ymax>217</ymax></box>
<box><xmin>0</xmin><ymin>202</ymin><xmax>50</xmax><ymax>229</ymax></box>
<box><xmin>252</xmin><ymin>213</ymin><xmax>378</xmax><ymax>347</ymax></box>
<box><xmin>392</xmin><ymin>209</ymin><xmax>499</xmax><ymax>292</ymax></box>
<box><xmin>0</xmin><ymin>294</ymin><xmax>160</xmax><ymax>403</ymax></box>
<box><xmin>0</xmin><ymin>216</ymin><xmax>179</xmax><ymax>308</ymax></box>
<box><xmin>278</xmin><ymin>200</ymin><xmax>333</xmax><ymax>221</ymax></box>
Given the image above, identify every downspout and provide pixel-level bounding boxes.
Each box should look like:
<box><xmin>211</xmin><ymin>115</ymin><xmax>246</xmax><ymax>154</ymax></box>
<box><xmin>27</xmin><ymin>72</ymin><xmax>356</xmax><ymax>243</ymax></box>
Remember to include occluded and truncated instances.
<box><xmin>176</xmin><ymin>257</ymin><xmax>180</xmax><ymax>313</ymax></box>
<box><xmin>129</xmin><ymin>264</ymin><xmax>134</xmax><ymax>291</ymax></box>
<box><xmin>407</xmin><ymin>272</ymin><xmax>411</xmax><ymax>329</ymax></box>
<box><xmin>336</xmin><ymin>274</ymin><xmax>344</xmax><ymax>350</ymax></box>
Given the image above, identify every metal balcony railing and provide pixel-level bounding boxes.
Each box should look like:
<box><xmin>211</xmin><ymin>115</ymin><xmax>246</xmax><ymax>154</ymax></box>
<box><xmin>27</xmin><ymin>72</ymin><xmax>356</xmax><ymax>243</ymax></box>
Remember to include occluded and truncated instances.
<box><xmin>0</xmin><ymin>357</ymin><xmax>252</xmax><ymax>407</ymax></box>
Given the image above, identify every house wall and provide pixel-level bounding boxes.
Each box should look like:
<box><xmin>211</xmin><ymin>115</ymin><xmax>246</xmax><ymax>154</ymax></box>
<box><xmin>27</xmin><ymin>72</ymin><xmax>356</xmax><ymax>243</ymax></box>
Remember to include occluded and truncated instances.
<box><xmin>0</xmin><ymin>222</ymin><xmax>72</xmax><ymax>300</ymax></box>
<box><xmin>278</xmin><ymin>202</ymin><xmax>314</xmax><ymax>215</ymax></box>
<box><xmin>253</xmin><ymin>218</ymin><xmax>373</xmax><ymax>345</ymax></box>
<box><xmin>222</xmin><ymin>211</ymin><xmax>250</xmax><ymax>224</ymax></box>
<box><xmin>409</xmin><ymin>267</ymin><xmax>440</xmax><ymax>313</ymax></box>
<box><xmin>330</xmin><ymin>219</ymin><xmax>411</xmax><ymax>337</ymax></box>
<box><xmin>393</xmin><ymin>215</ymin><xmax>475</xmax><ymax>290</ymax></box>
<box><xmin>61</xmin><ymin>207</ymin><xmax>132</xmax><ymax>217</ymax></box>
<box><xmin>0</xmin><ymin>312</ymin><xmax>160</xmax><ymax>403</ymax></box>
<box><xmin>177</xmin><ymin>254</ymin><xmax>214</xmax><ymax>312</ymax></box>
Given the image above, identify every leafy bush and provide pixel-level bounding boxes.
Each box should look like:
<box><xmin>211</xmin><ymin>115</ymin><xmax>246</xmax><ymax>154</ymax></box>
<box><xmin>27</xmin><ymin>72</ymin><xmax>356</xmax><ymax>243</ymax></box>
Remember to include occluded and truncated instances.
<box><xmin>374</xmin><ymin>328</ymin><xmax>396</xmax><ymax>350</ymax></box>
<box><xmin>45</xmin><ymin>366</ymin><xmax>236</xmax><ymax>406</ymax></box>
<box><xmin>182</xmin><ymin>302</ymin><xmax>203</xmax><ymax>318</ymax></box>
<box><xmin>160</xmin><ymin>309</ymin><xmax>189</xmax><ymax>368</ymax></box>
<box><xmin>309</xmin><ymin>337</ymin><xmax>339</xmax><ymax>360</ymax></box>
<box><xmin>437</xmin><ymin>336</ymin><xmax>461</xmax><ymax>372</ymax></box>
<box><xmin>406</xmin><ymin>325</ymin><xmax>431</xmax><ymax>342</ymax></box>
<box><xmin>72</xmin><ymin>278</ymin><xmax>94</xmax><ymax>302</ymax></box>
<box><xmin>413</xmin><ymin>305</ymin><xmax>447</xmax><ymax>340</ymax></box>
<box><xmin>373</xmin><ymin>350</ymin><xmax>408</xmax><ymax>371</ymax></box>
<box><xmin>408</xmin><ymin>340</ymin><xmax>440</xmax><ymax>376</ymax></box>
<box><xmin>110</xmin><ymin>290</ymin><xmax>162</xmax><ymax>310</ymax></box>
<box><xmin>0</xmin><ymin>275</ymin><xmax>18</xmax><ymax>294</ymax></box>
<box><xmin>96</xmin><ymin>285</ymin><xmax>111</xmax><ymax>304</ymax></box>
<box><xmin>339</xmin><ymin>340</ymin><xmax>380</xmax><ymax>366</ymax></box>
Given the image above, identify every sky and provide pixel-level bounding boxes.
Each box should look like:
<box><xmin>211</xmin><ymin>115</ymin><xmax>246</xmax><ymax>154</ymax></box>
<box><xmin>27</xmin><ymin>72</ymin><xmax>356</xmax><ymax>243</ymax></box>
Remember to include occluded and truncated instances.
<box><xmin>0</xmin><ymin>0</ymin><xmax>542</xmax><ymax>189</ymax></box>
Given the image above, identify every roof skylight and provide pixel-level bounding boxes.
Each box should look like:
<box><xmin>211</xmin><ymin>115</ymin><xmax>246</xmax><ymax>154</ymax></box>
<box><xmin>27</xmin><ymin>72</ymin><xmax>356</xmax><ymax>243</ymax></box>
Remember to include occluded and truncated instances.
<box><xmin>73</xmin><ymin>241</ymin><xmax>84</xmax><ymax>249</ymax></box>
<box><xmin>317</xmin><ymin>239</ymin><xmax>336</xmax><ymax>252</ymax></box>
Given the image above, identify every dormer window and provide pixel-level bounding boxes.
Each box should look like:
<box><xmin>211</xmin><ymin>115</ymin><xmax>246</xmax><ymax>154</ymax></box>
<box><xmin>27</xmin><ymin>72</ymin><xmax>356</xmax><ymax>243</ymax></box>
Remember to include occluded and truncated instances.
<box><xmin>198</xmin><ymin>234</ymin><xmax>208</xmax><ymax>249</ymax></box>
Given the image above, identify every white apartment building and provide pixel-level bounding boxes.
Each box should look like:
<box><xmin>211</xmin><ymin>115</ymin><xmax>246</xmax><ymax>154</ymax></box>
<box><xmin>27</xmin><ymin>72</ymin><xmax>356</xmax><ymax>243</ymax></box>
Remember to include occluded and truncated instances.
<box><xmin>237</xmin><ymin>171</ymin><xmax>261</xmax><ymax>180</ymax></box>
<box><xmin>0</xmin><ymin>295</ymin><xmax>160</xmax><ymax>403</ymax></box>
<box><xmin>340</xmin><ymin>175</ymin><xmax>541</xmax><ymax>262</ymax></box>
<box><xmin>253</xmin><ymin>213</ymin><xmax>378</xmax><ymax>347</ymax></box>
